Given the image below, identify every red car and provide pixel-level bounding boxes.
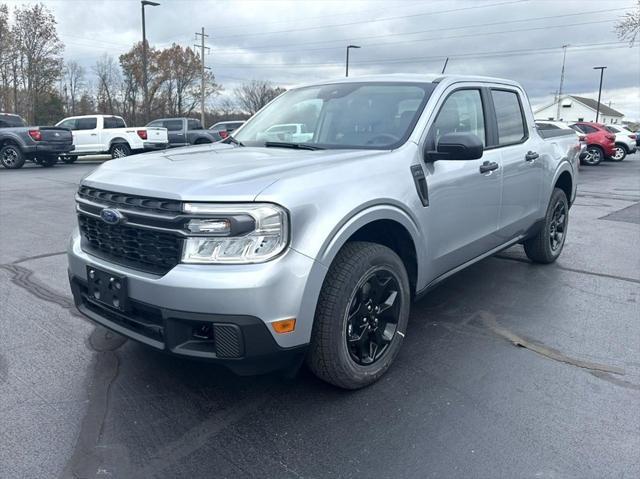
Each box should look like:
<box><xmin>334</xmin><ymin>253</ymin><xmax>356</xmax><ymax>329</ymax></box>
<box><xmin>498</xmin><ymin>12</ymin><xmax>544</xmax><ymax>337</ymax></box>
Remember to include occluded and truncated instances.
<box><xmin>570</xmin><ymin>122</ymin><xmax>616</xmax><ymax>166</ymax></box>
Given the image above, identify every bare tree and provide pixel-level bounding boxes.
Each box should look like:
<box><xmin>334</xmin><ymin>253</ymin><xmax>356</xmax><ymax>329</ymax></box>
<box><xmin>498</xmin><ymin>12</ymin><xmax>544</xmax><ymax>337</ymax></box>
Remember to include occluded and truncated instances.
<box><xmin>64</xmin><ymin>60</ymin><xmax>85</xmax><ymax>115</ymax></box>
<box><xmin>0</xmin><ymin>3</ymin><xmax>12</xmax><ymax>111</ymax></box>
<box><xmin>234</xmin><ymin>80</ymin><xmax>285</xmax><ymax>115</ymax></box>
<box><xmin>11</xmin><ymin>3</ymin><xmax>64</xmax><ymax>123</ymax></box>
<box><xmin>93</xmin><ymin>54</ymin><xmax>121</xmax><ymax>114</ymax></box>
<box><xmin>616</xmin><ymin>0</ymin><xmax>640</xmax><ymax>45</ymax></box>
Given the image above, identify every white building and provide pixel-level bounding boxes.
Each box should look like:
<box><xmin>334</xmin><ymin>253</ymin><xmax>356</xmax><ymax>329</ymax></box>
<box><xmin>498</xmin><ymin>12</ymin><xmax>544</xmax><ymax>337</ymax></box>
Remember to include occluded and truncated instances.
<box><xmin>534</xmin><ymin>95</ymin><xmax>624</xmax><ymax>124</ymax></box>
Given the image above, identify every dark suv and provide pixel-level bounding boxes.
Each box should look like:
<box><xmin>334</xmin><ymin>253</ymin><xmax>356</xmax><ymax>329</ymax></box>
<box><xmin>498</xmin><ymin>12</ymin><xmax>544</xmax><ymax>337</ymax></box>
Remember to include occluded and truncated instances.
<box><xmin>146</xmin><ymin>118</ymin><xmax>216</xmax><ymax>148</ymax></box>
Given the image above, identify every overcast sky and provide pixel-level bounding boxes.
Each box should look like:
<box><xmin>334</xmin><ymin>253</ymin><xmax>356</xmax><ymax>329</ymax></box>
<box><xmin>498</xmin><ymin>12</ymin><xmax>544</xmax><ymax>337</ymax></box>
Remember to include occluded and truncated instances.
<box><xmin>5</xmin><ymin>0</ymin><xmax>640</xmax><ymax>119</ymax></box>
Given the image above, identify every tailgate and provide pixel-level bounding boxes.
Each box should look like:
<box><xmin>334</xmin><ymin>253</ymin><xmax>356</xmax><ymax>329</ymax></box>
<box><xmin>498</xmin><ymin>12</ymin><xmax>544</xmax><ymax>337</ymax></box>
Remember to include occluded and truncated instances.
<box><xmin>144</xmin><ymin>127</ymin><xmax>168</xmax><ymax>143</ymax></box>
<box><xmin>37</xmin><ymin>127</ymin><xmax>73</xmax><ymax>144</ymax></box>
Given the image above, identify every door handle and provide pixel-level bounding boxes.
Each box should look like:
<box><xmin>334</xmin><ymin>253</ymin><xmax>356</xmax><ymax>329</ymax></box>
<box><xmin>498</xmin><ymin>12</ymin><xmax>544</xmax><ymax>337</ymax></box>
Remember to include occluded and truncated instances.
<box><xmin>479</xmin><ymin>161</ymin><xmax>499</xmax><ymax>174</ymax></box>
<box><xmin>90</xmin><ymin>133</ymin><xmax>97</xmax><ymax>136</ymax></box>
<box><xmin>525</xmin><ymin>151</ymin><xmax>539</xmax><ymax>161</ymax></box>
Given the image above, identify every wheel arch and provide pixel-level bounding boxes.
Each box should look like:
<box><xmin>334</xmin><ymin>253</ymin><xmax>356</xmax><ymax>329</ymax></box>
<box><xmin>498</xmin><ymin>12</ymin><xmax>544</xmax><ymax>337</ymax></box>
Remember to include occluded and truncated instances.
<box><xmin>615</xmin><ymin>142</ymin><xmax>629</xmax><ymax>153</ymax></box>
<box><xmin>109</xmin><ymin>137</ymin><xmax>130</xmax><ymax>147</ymax></box>
<box><xmin>551</xmin><ymin>163</ymin><xmax>575</xmax><ymax>206</ymax></box>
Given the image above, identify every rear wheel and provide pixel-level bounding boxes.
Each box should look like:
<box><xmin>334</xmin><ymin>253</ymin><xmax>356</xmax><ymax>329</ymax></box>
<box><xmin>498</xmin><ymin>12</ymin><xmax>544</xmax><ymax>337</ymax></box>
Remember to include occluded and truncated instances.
<box><xmin>581</xmin><ymin>146</ymin><xmax>603</xmax><ymax>166</ymax></box>
<box><xmin>37</xmin><ymin>155</ymin><xmax>57</xmax><ymax>167</ymax></box>
<box><xmin>110</xmin><ymin>143</ymin><xmax>131</xmax><ymax>159</ymax></box>
<box><xmin>610</xmin><ymin>144</ymin><xmax>627</xmax><ymax>162</ymax></box>
<box><xmin>0</xmin><ymin>144</ymin><xmax>26</xmax><ymax>169</ymax></box>
<box><xmin>307</xmin><ymin>242</ymin><xmax>410</xmax><ymax>389</ymax></box>
<box><xmin>524</xmin><ymin>188</ymin><xmax>569</xmax><ymax>264</ymax></box>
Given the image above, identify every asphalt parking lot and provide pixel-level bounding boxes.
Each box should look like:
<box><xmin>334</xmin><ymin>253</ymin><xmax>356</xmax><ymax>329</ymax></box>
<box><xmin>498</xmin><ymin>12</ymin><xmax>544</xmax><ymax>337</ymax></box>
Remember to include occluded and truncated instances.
<box><xmin>1</xmin><ymin>155</ymin><xmax>639</xmax><ymax>479</ymax></box>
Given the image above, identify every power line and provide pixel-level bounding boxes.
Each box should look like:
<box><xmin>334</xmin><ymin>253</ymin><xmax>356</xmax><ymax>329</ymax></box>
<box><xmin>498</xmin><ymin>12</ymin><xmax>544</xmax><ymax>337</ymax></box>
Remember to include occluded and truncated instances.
<box><xmin>212</xmin><ymin>6</ymin><xmax>629</xmax><ymax>54</ymax></box>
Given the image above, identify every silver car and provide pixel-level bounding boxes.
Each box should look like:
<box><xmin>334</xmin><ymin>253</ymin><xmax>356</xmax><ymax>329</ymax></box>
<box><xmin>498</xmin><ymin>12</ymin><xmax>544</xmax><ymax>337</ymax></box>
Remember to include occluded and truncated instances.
<box><xmin>68</xmin><ymin>74</ymin><xmax>580</xmax><ymax>388</ymax></box>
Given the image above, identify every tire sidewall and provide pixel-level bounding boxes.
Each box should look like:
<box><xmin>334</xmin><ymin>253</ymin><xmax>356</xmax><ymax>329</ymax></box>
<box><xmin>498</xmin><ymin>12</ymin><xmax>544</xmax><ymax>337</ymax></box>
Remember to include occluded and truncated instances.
<box><xmin>584</xmin><ymin>146</ymin><xmax>602</xmax><ymax>165</ymax></box>
<box><xmin>544</xmin><ymin>189</ymin><xmax>569</xmax><ymax>260</ymax></box>
<box><xmin>317</xmin><ymin>245</ymin><xmax>410</xmax><ymax>386</ymax></box>
<box><xmin>610</xmin><ymin>145</ymin><xmax>626</xmax><ymax>161</ymax></box>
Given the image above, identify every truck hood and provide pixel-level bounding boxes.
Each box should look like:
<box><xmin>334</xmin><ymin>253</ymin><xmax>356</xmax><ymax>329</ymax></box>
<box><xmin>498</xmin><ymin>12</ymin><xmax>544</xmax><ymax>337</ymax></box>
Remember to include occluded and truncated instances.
<box><xmin>82</xmin><ymin>144</ymin><xmax>388</xmax><ymax>201</ymax></box>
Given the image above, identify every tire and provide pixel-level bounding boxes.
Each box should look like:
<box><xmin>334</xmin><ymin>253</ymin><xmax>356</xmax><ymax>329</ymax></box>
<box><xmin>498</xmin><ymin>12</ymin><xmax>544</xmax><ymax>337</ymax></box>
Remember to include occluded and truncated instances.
<box><xmin>306</xmin><ymin>241</ymin><xmax>411</xmax><ymax>389</ymax></box>
<box><xmin>610</xmin><ymin>144</ymin><xmax>627</xmax><ymax>162</ymax></box>
<box><xmin>61</xmin><ymin>155</ymin><xmax>78</xmax><ymax>164</ymax></box>
<box><xmin>581</xmin><ymin>146</ymin><xmax>603</xmax><ymax>166</ymax></box>
<box><xmin>110</xmin><ymin>143</ymin><xmax>131</xmax><ymax>159</ymax></box>
<box><xmin>524</xmin><ymin>188</ymin><xmax>569</xmax><ymax>264</ymax></box>
<box><xmin>38</xmin><ymin>155</ymin><xmax>57</xmax><ymax>167</ymax></box>
<box><xmin>0</xmin><ymin>144</ymin><xmax>26</xmax><ymax>169</ymax></box>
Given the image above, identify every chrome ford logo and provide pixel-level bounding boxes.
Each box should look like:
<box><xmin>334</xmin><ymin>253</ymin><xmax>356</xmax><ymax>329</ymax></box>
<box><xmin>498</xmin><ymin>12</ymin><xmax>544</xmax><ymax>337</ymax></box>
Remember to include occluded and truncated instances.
<box><xmin>100</xmin><ymin>208</ymin><xmax>124</xmax><ymax>225</ymax></box>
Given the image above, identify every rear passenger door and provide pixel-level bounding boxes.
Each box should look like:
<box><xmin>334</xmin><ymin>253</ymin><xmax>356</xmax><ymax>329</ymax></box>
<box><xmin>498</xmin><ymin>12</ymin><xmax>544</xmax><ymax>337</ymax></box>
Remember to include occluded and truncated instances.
<box><xmin>489</xmin><ymin>89</ymin><xmax>543</xmax><ymax>239</ymax></box>
<box><xmin>423</xmin><ymin>87</ymin><xmax>503</xmax><ymax>277</ymax></box>
<box><xmin>164</xmin><ymin>119</ymin><xmax>187</xmax><ymax>147</ymax></box>
<box><xmin>72</xmin><ymin>117</ymin><xmax>99</xmax><ymax>153</ymax></box>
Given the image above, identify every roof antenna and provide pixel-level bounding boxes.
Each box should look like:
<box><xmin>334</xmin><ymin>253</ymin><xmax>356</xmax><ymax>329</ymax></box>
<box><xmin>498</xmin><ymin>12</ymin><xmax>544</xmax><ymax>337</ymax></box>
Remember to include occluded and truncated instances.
<box><xmin>441</xmin><ymin>57</ymin><xmax>449</xmax><ymax>74</ymax></box>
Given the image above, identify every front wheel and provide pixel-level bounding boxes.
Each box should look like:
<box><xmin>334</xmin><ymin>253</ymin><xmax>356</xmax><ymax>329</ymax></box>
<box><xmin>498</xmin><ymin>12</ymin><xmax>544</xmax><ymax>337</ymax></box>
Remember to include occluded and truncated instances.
<box><xmin>110</xmin><ymin>143</ymin><xmax>131</xmax><ymax>159</ymax></box>
<box><xmin>524</xmin><ymin>188</ymin><xmax>569</xmax><ymax>264</ymax></box>
<box><xmin>581</xmin><ymin>146</ymin><xmax>603</xmax><ymax>166</ymax></box>
<box><xmin>307</xmin><ymin>242</ymin><xmax>411</xmax><ymax>389</ymax></box>
<box><xmin>610</xmin><ymin>144</ymin><xmax>627</xmax><ymax>162</ymax></box>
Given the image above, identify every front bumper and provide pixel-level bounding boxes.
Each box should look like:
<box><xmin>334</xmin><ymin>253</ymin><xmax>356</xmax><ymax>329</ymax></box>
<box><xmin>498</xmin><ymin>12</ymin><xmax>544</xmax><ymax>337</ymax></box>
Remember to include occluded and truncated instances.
<box><xmin>68</xmin><ymin>228</ymin><xmax>323</xmax><ymax>371</ymax></box>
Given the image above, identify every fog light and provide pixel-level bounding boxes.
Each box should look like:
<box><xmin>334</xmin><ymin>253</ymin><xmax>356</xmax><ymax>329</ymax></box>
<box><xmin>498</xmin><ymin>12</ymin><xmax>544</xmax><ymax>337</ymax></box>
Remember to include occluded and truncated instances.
<box><xmin>193</xmin><ymin>324</ymin><xmax>214</xmax><ymax>340</ymax></box>
<box><xmin>271</xmin><ymin>318</ymin><xmax>296</xmax><ymax>334</ymax></box>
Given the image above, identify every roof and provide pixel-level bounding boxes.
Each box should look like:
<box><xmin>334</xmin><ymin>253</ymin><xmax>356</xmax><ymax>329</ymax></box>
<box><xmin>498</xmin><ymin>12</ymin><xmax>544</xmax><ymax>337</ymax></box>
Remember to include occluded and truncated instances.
<box><xmin>295</xmin><ymin>73</ymin><xmax>522</xmax><ymax>89</ymax></box>
<box><xmin>569</xmin><ymin>96</ymin><xmax>624</xmax><ymax>117</ymax></box>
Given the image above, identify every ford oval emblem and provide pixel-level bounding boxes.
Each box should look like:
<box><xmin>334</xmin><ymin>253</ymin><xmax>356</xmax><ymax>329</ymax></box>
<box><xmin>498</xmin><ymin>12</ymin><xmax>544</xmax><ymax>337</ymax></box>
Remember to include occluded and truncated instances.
<box><xmin>100</xmin><ymin>208</ymin><xmax>124</xmax><ymax>225</ymax></box>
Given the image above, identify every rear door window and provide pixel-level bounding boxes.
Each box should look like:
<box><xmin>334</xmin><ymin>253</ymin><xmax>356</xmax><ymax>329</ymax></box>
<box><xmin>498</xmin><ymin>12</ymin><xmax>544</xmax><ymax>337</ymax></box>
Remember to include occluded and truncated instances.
<box><xmin>75</xmin><ymin>118</ymin><xmax>97</xmax><ymax>130</ymax></box>
<box><xmin>103</xmin><ymin>116</ymin><xmax>125</xmax><ymax>129</ymax></box>
<box><xmin>491</xmin><ymin>90</ymin><xmax>526</xmax><ymax>145</ymax></box>
<box><xmin>187</xmin><ymin>119</ymin><xmax>202</xmax><ymax>130</ymax></box>
<box><xmin>164</xmin><ymin>120</ymin><xmax>183</xmax><ymax>131</ymax></box>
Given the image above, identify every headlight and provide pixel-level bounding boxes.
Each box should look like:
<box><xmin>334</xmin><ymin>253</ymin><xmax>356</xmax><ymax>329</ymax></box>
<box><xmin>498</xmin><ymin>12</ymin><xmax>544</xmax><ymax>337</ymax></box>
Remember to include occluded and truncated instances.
<box><xmin>181</xmin><ymin>203</ymin><xmax>288</xmax><ymax>264</ymax></box>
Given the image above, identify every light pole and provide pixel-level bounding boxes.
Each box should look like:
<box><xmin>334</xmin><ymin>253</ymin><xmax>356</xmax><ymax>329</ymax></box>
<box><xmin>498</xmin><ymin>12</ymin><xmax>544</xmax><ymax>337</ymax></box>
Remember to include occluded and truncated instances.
<box><xmin>345</xmin><ymin>45</ymin><xmax>361</xmax><ymax>77</ymax></box>
<box><xmin>593</xmin><ymin>66</ymin><xmax>606</xmax><ymax>123</ymax></box>
<box><xmin>141</xmin><ymin>0</ymin><xmax>160</xmax><ymax>123</ymax></box>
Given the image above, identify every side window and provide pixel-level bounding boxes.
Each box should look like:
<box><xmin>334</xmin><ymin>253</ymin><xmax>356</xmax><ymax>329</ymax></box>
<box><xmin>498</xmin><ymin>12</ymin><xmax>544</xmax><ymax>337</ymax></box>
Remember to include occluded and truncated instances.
<box><xmin>432</xmin><ymin>89</ymin><xmax>486</xmax><ymax>146</ymax></box>
<box><xmin>187</xmin><ymin>119</ymin><xmax>201</xmax><ymax>130</ymax></box>
<box><xmin>103</xmin><ymin>117</ymin><xmax>125</xmax><ymax>129</ymax></box>
<box><xmin>491</xmin><ymin>90</ymin><xmax>526</xmax><ymax>145</ymax></box>
<box><xmin>147</xmin><ymin>120</ymin><xmax>162</xmax><ymax>128</ymax></box>
<box><xmin>58</xmin><ymin>119</ymin><xmax>76</xmax><ymax>130</ymax></box>
<box><xmin>582</xmin><ymin>125</ymin><xmax>597</xmax><ymax>134</ymax></box>
<box><xmin>75</xmin><ymin>118</ymin><xmax>97</xmax><ymax>130</ymax></box>
<box><xmin>164</xmin><ymin>120</ymin><xmax>183</xmax><ymax>131</ymax></box>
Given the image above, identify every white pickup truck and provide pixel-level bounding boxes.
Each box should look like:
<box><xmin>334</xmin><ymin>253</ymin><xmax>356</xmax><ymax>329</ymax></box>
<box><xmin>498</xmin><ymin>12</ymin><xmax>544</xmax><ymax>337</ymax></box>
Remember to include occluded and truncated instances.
<box><xmin>56</xmin><ymin>114</ymin><xmax>168</xmax><ymax>162</ymax></box>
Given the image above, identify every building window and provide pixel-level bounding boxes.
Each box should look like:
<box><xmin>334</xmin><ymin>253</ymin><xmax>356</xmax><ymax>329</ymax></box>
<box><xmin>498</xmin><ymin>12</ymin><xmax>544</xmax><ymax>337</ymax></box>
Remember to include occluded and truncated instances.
<box><xmin>578</xmin><ymin>117</ymin><xmax>584</xmax><ymax>121</ymax></box>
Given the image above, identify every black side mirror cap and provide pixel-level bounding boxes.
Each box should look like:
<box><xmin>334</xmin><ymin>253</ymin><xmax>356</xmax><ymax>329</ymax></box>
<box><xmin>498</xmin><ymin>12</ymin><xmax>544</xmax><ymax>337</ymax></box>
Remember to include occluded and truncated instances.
<box><xmin>426</xmin><ymin>132</ymin><xmax>484</xmax><ymax>161</ymax></box>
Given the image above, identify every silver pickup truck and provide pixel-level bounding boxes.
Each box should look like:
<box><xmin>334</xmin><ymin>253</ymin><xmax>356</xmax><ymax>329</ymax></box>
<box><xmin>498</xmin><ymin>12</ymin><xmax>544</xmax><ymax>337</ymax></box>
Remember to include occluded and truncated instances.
<box><xmin>68</xmin><ymin>74</ymin><xmax>580</xmax><ymax>389</ymax></box>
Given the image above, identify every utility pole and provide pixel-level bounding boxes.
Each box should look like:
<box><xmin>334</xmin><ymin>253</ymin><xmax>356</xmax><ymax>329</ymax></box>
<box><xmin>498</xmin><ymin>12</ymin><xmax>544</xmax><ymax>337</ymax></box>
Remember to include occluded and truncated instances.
<box><xmin>141</xmin><ymin>1</ymin><xmax>160</xmax><ymax>124</ymax></box>
<box><xmin>593</xmin><ymin>66</ymin><xmax>607</xmax><ymax>123</ymax></box>
<box><xmin>195</xmin><ymin>28</ymin><xmax>210</xmax><ymax>126</ymax></box>
<box><xmin>556</xmin><ymin>44</ymin><xmax>568</xmax><ymax>120</ymax></box>
<box><xmin>345</xmin><ymin>45</ymin><xmax>361</xmax><ymax>77</ymax></box>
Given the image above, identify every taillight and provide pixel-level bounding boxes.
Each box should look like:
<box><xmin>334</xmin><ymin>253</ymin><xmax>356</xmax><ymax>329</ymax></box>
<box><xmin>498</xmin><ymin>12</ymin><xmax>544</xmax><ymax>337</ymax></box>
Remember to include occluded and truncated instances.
<box><xmin>219</xmin><ymin>130</ymin><xmax>229</xmax><ymax>139</ymax></box>
<box><xmin>629</xmin><ymin>134</ymin><xmax>637</xmax><ymax>140</ymax></box>
<box><xmin>137</xmin><ymin>130</ymin><xmax>148</xmax><ymax>140</ymax></box>
<box><xmin>605</xmin><ymin>134</ymin><xmax>615</xmax><ymax>141</ymax></box>
<box><xmin>28</xmin><ymin>129</ymin><xmax>42</xmax><ymax>141</ymax></box>
<box><xmin>578</xmin><ymin>135</ymin><xmax>586</xmax><ymax>142</ymax></box>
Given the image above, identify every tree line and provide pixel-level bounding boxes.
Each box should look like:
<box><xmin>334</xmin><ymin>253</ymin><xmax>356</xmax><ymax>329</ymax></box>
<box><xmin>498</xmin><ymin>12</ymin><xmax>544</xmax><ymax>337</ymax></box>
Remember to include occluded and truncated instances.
<box><xmin>0</xmin><ymin>2</ymin><xmax>284</xmax><ymax>126</ymax></box>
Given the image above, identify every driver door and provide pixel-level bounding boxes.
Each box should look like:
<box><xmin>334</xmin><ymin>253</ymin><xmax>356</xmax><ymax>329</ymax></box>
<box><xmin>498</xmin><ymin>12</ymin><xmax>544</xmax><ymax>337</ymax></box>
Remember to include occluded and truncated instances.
<box><xmin>421</xmin><ymin>88</ymin><xmax>503</xmax><ymax>277</ymax></box>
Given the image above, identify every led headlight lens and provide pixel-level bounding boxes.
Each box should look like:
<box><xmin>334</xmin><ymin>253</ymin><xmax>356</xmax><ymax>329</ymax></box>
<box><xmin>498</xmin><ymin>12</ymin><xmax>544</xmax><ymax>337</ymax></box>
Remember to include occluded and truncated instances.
<box><xmin>181</xmin><ymin>203</ymin><xmax>288</xmax><ymax>264</ymax></box>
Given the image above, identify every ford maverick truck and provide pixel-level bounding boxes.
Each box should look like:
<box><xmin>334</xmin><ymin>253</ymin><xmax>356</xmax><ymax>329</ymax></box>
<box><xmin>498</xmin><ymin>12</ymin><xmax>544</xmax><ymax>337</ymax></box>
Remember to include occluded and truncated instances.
<box><xmin>68</xmin><ymin>75</ymin><xmax>579</xmax><ymax>389</ymax></box>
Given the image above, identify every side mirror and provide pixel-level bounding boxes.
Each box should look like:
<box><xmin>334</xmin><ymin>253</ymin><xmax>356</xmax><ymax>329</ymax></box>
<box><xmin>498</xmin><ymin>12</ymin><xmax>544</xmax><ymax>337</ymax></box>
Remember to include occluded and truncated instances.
<box><xmin>426</xmin><ymin>132</ymin><xmax>484</xmax><ymax>161</ymax></box>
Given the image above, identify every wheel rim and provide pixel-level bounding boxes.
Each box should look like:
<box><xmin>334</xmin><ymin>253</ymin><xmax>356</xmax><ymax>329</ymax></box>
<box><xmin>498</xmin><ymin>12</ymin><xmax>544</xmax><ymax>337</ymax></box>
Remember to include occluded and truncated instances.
<box><xmin>113</xmin><ymin>146</ymin><xmax>127</xmax><ymax>158</ymax></box>
<box><xmin>2</xmin><ymin>147</ymin><xmax>18</xmax><ymax>166</ymax></box>
<box><xmin>549</xmin><ymin>201</ymin><xmax>567</xmax><ymax>252</ymax></box>
<box><xmin>345</xmin><ymin>268</ymin><xmax>401</xmax><ymax>366</ymax></box>
<box><xmin>585</xmin><ymin>148</ymin><xmax>600</xmax><ymax>164</ymax></box>
<box><xmin>613</xmin><ymin>147</ymin><xmax>624</xmax><ymax>160</ymax></box>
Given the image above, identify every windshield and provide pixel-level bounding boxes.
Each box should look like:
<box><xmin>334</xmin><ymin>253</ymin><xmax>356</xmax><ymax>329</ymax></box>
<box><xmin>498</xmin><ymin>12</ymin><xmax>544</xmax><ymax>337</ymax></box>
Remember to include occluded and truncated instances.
<box><xmin>233</xmin><ymin>82</ymin><xmax>436</xmax><ymax>149</ymax></box>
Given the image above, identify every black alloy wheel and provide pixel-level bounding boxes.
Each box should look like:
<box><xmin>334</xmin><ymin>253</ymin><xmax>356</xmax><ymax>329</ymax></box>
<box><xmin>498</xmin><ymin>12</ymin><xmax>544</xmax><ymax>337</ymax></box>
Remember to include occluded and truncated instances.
<box><xmin>345</xmin><ymin>268</ymin><xmax>401</xmax><ymax>365</ymax></box>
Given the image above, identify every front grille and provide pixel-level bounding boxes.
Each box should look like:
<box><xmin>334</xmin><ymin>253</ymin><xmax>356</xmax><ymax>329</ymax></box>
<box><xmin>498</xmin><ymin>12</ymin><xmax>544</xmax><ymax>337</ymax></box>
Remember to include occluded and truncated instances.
<box><xmin>79</xmin><ymin>214</ymin><xmax>182</xmax><ymax>275</ymax></box>
<box><xmin>78</xmin><ymin>186</ymin><xmax>182</xmax><ymax>214</ymax></box>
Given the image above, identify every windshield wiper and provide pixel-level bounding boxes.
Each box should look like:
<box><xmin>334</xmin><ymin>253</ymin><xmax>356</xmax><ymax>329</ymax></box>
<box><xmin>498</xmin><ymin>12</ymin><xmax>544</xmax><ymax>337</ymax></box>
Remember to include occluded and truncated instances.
<box><xmin>264</xmin><ymin>141</ymin><xmax>324</xmax><ymax>151</ymax></box>
<box><xmin>223</xmin><ymin>136</ymin><xmax>244</xmax><ymax>147</ymax></box>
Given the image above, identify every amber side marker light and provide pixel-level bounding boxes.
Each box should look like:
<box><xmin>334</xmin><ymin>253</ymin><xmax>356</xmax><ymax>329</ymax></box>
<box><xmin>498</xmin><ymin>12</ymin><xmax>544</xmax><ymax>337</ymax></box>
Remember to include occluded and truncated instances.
<box><xmin>272</xmin><ymin>318</ymin><xmax>296</xmax><ymax>334</ymax></box>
